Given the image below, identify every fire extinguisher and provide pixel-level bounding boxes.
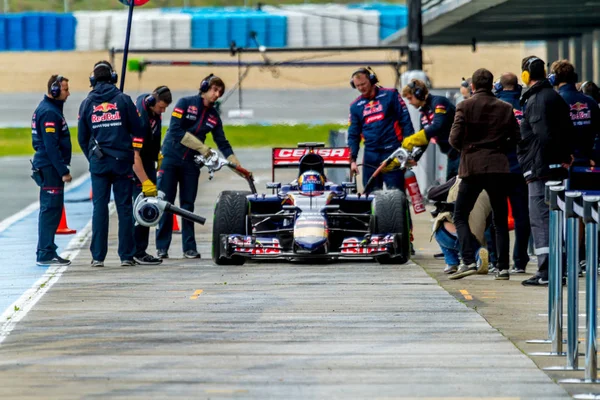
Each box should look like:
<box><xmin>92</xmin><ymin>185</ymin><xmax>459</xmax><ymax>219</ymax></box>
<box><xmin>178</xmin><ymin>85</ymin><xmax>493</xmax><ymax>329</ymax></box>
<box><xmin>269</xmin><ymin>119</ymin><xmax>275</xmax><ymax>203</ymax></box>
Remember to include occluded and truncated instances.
<box><xmin>404</xmin><ymin>169</ymin><xmax>426</xmax><ymax>214</ymax></box>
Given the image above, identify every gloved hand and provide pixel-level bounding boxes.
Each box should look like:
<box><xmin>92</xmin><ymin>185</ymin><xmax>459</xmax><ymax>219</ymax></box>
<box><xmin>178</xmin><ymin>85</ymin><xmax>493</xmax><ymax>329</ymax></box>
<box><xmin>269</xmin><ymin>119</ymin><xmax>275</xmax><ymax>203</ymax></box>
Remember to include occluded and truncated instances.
<box><xmin>142</xmin><ymin>179</ymin><xmax>158</xmax><ymax>197</ymax></box>
<box><xmin>401</xmin><ymin>129</ymin><xmax>428</xmax><ymax>151</ymax></box>
<box><xmin>157</xmin><ymin>152</ymin><xmax>164</xmax><ymax>170</ymax></box>
<box><xmin>381</xmin><ymin>157</ymin><xmax>401</xmax><ymax>173</ymax></box>
<box><xmin>227</xmin><ymin>154</ymin><xmax>241</xmax><ymax>167</ymax></box>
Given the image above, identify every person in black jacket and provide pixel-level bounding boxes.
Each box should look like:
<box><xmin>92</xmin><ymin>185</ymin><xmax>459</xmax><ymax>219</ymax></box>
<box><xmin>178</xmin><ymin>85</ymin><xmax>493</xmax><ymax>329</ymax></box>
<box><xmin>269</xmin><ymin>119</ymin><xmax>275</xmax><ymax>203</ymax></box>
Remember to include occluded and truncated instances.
<box><xmin>155</xmin><ymin>74</ymin><xmax>248</xmax><ymax>259</ymax></box>
<box><xmin>518</xmin><ymin>56</ymin><xmax>573</xmax><ymax>286</ymax></box>
<box><xmin>131</xmin><ymin>86</ymin><xmax>172</xmax><ymax>265</ymax></box>
<box><xmin>494</xmin><ymin>72</ymin><xmax>531</xmax><ymax>275</ymax></box>
<box><xmin>78</xmin><ymin>61</ymin><xmax>145</xmax><ymax>268</ymax></box>
<box><xmin>31</xmin><ymin>74</ymin><xmax>72</xmax><ymax>266</ymax></box>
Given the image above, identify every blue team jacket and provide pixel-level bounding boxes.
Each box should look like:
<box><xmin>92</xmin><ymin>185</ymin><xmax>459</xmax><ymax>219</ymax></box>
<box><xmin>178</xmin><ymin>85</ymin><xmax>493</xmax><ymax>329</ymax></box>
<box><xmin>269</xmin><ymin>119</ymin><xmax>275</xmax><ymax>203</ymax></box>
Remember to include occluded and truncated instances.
<box><xmin>347</xmin><ymin>86</ymin><xmax>414</xmax><ymax>161</ymax></box>
<box><xmin>160</xmin><ymin>95</ymin><xmax>233</xmax><ymax>162</ymax></box>
<box><xmin>417</xmin><ymin>94</ymin><xmax>455</xmax><ymax>155</ymax></box>
<box><xmin>31</xmin><ymin>96</ymin><xmax>72</xmax><ymax>177</ymax></box>
<box><xmin>496</xmin><ymin>89</ymin><xmax>524</xmax><ymax>174</ymax></box>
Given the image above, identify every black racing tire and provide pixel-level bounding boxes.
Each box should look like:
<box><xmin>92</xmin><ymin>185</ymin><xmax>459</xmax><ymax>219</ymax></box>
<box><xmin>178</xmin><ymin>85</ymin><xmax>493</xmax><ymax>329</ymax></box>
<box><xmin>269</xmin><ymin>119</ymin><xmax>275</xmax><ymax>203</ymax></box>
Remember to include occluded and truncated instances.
<box><xmin>212</xmin><ymin>190</ymin><xmax>251</xmax><ymax>265</ymax></box>
<box><xmin>371</xmin><ymin>189</ymin><xmax>411</xmax><ymax>264</ymax></box>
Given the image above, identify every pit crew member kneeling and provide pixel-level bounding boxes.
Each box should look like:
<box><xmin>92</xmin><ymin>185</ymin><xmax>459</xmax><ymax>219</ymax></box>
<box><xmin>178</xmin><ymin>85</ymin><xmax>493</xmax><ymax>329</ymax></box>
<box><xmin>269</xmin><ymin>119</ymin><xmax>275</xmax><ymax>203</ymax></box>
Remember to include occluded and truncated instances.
<box><xmin>155</xmin><ymin>74</ymin><xmax>250</xmax><ymax>260</ymax></box>
<box><xmin>348</xmin><ymin>67</ymin><xmax>415</xmax><ymax>190</ymax></box>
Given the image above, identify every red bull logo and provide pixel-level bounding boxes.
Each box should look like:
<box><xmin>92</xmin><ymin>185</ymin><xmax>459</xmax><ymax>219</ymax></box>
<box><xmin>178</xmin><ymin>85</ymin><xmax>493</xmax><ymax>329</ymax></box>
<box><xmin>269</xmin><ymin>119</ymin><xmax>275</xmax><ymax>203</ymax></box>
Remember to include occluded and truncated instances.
<box><xmin>92</xmin><ymin>102</ymin><xmax>118</xmax><ymax>113</ymax></box>
<box><xmin>569</xmin><ymin>102</ymin><xmax>591</xmax><ymax>121</ymax></box>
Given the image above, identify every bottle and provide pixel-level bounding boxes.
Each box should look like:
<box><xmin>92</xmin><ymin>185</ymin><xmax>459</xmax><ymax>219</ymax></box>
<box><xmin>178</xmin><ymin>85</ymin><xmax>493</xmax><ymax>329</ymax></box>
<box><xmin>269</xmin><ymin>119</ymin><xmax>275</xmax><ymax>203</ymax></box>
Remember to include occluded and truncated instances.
<box><xmin>404</xmin><ymin>170</ymin><xmax>426</xmax><ymax>214</ymax></box>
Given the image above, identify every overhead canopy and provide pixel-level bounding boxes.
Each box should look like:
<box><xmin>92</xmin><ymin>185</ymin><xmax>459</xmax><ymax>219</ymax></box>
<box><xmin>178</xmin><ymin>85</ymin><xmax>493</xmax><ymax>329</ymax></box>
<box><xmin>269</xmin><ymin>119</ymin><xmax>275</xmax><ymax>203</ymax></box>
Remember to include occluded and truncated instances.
<box><xmin>384</xmin><ymin>0</ymin><xmax>600</xmax><ymax>45</ymax></box>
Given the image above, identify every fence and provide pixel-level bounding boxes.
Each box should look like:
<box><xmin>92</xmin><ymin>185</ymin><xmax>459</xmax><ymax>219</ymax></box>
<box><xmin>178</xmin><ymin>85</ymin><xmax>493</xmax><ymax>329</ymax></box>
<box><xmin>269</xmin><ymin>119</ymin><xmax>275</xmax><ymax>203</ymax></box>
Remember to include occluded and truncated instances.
<box><xmin>526</xmin><ymin>174</ymin><xmax>600</xmax><ymax>398</ymax></box>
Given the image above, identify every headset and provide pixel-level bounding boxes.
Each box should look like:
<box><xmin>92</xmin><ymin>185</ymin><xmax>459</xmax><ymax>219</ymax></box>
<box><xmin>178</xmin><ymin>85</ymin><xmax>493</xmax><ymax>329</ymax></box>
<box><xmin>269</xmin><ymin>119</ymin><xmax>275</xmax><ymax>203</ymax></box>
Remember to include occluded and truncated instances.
<box><xmin>407</xmin><ymin>80</ymin><xmax>426</xmax><ymax>101</ymax></box>
<box><xmin>145</xmin><ymin>86</ymin><xmax>170</xmax><ymax>108</ymax></box>
<box><xmin>461</xmin><ymin>77</ymin><xmax>473</xmax><ymax>96</ymax></box>
<box><xmin>350</xmin><ymin>66</ymin><xmax>378</xmax><ymax>89</ymax></box>
<box><xmin>89</xmin><ymin>62</ymin><xmax>118</xmax><ymax>87</ymax></box>
<box><xmin>548</xmin><ymin>70</ymin><xmax>578</xmax><ymax>87</ymax></box>
<box><xmin>494</xmin><ymin>79</ymin><xmax>523</xmax><ymax>93</ymax></box>
<box><xmin>521</xmin><ymin>57</ymin><xmax>544</xmax><ymax>86</ymax></box>
<box><xmin>200</xmin><ymin>73</ymin><xmax>217</xmax><ymax>93</ymax></box>
<box><xmin>581</xmin><ymin>81</ymin><xmax>591</xmax><ymax>92</ymax></box>
<box><xmin>50</xmin><ymin>75</ymin><xmax>64</xmax><ymax>99</ymax></box>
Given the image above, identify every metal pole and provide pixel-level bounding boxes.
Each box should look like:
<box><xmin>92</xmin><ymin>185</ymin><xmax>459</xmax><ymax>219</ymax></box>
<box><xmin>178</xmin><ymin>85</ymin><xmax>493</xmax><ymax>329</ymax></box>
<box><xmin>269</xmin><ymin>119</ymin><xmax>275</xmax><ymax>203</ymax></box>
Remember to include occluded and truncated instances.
<box><xmin>64</xmin><ymin>0</ymin><xmax>69</xmax><ymax>12</ymax></box>
<box><xmin>120</xmin><ymin>0</ymin><xmax>136</xmax><ymax>92</ymax></box>
<box><xmin>3</xmin><ymin>0</ymin><xmax>8</xmax><ymax>13</ymax></box>
<box><xmin>532</xmin><ymin>185</ymin><xmax>567</xmax><ymax>358</ymax></box>
<box><xmin>565</xmin><ymin>192</ymin><xmax>581</xmax><ymax>370</ymax></box>
<box><xmin>562</xmin><ymin>196</ymin><xmax>600</xmax><ymax>387</ymax></box>
<box><xmin>407</xmin><ymin>0</ymin><xmax>423</xmax><ymax>71</ymax></box>
<box><xmin>527</xmin><ymin>181</ymin><xmax>563</xmax><ymax>345</ymax></box>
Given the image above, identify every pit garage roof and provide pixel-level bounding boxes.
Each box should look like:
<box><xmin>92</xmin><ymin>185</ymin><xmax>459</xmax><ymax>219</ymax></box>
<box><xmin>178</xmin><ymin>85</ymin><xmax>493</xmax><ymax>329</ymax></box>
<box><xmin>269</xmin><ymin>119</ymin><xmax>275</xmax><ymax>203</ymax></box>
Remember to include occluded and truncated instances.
<box><xmin>384</xmin><ymin>0</ymin><xmax>600</xmax><ymax>45</ymax></box>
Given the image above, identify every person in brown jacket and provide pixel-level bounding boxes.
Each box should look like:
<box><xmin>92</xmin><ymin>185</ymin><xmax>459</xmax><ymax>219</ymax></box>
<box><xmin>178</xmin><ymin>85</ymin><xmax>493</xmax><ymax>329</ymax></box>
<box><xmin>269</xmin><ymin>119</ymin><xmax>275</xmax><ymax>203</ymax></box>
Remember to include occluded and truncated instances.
<box><xmin>448</xmin><ymin>68</ymin><xmax>521</xmax><ymax>281</ymax></box>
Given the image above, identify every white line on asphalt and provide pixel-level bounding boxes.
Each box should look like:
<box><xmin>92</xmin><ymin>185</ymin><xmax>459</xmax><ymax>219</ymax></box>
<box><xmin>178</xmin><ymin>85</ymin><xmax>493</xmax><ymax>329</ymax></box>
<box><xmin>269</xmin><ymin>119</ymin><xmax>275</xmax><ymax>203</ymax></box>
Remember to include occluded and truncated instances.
<box><xmin>0</xmin><ymin>218</ymin><xmax>93</xmax><ymax>345</ymax></box>
<box><xmin>0</xmin><ymin>172</ymin><xmax>90</xmax><ymax>235</ymax></box>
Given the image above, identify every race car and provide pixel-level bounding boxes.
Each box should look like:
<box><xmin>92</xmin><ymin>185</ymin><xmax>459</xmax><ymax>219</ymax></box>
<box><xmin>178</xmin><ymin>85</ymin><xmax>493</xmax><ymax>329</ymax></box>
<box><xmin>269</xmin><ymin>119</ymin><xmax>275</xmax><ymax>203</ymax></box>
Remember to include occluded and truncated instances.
<box><xmin>212</xmin><ymin>142</ymin><xmax>411</xmax><ymax>265</ymax></box>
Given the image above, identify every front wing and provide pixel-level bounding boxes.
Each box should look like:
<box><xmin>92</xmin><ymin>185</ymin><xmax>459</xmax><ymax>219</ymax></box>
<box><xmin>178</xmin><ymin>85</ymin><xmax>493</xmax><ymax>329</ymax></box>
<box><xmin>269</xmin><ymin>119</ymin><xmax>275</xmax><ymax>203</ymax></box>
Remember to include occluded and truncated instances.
<box><xmin>219</xmin><ymin>234</ymin><xmax>404</xmax><ymax>260</ymax></box>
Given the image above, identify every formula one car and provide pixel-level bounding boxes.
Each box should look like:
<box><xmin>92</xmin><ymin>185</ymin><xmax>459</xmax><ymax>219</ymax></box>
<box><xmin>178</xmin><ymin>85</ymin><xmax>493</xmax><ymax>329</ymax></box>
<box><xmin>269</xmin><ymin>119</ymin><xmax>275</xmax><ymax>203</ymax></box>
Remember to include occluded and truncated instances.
<box><xmin>212</xmin><ymin>142</ymin><xmax>411</xmax><ymax>265</ymax></box>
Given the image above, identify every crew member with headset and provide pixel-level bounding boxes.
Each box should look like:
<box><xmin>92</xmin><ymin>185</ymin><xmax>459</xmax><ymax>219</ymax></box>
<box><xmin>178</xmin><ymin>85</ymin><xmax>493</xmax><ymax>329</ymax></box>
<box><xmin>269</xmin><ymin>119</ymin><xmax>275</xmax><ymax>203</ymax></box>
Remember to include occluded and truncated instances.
<box><xmin>131</xmin><ymin>86</ymin><xmax>173</xmax><ymax>265</ymax></box>
<box><xmin>155</xmin><ymin>73</ymin><xmax>248</xmax><ymax>260</ymax></box>
<box><xmin>31</xmin><ymin>74</ymin><xmax>73</xmax><ymax>266</ymax></box>
<box><xmin>347</xmin><ymin>66</ymin><xmax>415</xmax><ymax>190</ymax></box>
<box><xmin>78</xmin><ymin>60</ymin><xmax>146</xmax><ymax>268</ymax></box>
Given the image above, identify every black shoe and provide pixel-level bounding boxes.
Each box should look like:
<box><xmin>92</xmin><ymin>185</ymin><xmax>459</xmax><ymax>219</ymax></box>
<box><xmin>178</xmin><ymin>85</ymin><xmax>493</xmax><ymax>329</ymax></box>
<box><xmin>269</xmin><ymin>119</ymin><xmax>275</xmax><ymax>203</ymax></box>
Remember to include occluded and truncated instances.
<box><xmin>120</xmin><ymin>260</ymin><xmax>138</xmax><ymax>267</ymax></box>
<box><xmin>134</xmin><ymin>253</ymin><xmax>163</xmax><ymax>265</ymax></box>
<box><xmin>36</xmin><ymin>256</ymin><xmax>71</xmax><ymax>266</ymax></box>
<box><xmin>157</xmin><ymin>249</ymin><xmax>169</xmax><ymax>259</ymax></box>
<box><xmin>434</xmin><ymin>252</ymin><xmax>445</xmax><ymax>260</ymax></box>
<box><xmin>495</xmin><ymin>269</ymin><xmax>510</xmax><ymax>280</ymax></box>
<box><xmin>522</xmin><ymin>274</ymin><xmax>549</xmax><ymax>286</ymax></box>
<box><xmin>183</xmin><ymin>250</ymin><xmax>201</xmax><ymax>259</ymax></box>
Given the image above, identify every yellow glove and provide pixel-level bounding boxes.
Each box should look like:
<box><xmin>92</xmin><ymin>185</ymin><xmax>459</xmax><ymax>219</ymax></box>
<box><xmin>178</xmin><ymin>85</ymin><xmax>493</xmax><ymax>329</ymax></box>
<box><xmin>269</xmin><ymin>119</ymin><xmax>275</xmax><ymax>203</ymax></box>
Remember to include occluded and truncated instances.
<box><xmin>157</xmin><ymin>152</ymin><xmax>164</xmax><ymax>170</ymax></box>
<box><xmin>381</xmin><ymin>157</ymin><xmax>401</xmax><ymax>173</ymax></box>
<box><xmin>401</xmin><ymin>129</ymin><xmax>428</xmax><ymax>151</ymax></box>
<box><xmin>227</xmin><ymin>154</ymin><xmax>241</xmax><ymax>167</ymax></box>
<box><xmin>142</xmin><ymin>179</ymin><xmax>158</xmax><ymax>197</ymax></box>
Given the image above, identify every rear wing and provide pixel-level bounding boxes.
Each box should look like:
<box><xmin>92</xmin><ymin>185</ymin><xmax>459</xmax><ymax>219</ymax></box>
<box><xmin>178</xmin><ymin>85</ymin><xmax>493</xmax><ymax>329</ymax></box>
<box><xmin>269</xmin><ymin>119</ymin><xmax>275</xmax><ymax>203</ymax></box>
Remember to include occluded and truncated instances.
<box><xmin>271</xmin><ymin>147</ymin><xmax>351</xmax><ymax>181</ymax></box>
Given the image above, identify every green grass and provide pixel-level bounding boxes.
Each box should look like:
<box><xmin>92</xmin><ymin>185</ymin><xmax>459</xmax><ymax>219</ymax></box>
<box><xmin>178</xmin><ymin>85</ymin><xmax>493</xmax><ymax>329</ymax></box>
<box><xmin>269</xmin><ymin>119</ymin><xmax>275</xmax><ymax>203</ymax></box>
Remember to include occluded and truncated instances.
<box><xmin>9</xmin><ymin>0</ymin><xmax>371</xmax><ymax>12</ymax></box>
<box><xmin>0</xmin><ymin>123</ymin><xmax>346</xmax><ymax>157</ymax></box>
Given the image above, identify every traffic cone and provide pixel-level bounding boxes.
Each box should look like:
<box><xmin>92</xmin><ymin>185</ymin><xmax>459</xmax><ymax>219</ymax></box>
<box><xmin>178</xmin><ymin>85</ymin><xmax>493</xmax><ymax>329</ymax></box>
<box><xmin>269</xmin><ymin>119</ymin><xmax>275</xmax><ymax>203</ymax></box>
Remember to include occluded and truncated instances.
<box><xmin>507</xmin><ymin>199</ymin><xmax>515</xmax><ymax>231</ymax></box>
<box><xmin>172</xmin><ymin>214</ymin><xmax>181</xmax><ymax>234</ymax></box>
<box><xmin>56</xmin><ymin>206</ymin><xmax>76</xmax><ymax>235</ymax></box>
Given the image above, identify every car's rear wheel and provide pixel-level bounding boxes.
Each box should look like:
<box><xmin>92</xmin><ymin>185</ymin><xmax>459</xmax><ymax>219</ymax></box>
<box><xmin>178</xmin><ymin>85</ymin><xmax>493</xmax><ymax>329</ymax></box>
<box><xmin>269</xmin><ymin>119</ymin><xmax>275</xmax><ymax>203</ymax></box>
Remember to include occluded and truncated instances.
<box><xmin>371</xmin><ymin>190</ymin><xmax>411</xmax><ymax>264</ymax></box>
<box><xmin>212</xmin><ymin>191</ymin><xmax>251</xmax><ymax>265</ymax></box>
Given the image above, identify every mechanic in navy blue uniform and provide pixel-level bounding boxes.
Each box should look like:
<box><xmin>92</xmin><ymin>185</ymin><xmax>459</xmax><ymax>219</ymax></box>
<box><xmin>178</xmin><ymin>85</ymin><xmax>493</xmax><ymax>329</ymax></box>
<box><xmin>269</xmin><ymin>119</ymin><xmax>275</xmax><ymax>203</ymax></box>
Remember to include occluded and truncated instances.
<box><xmin>401</xmin><ymin>79</ymin><xmax>458</xmax><ymax>180</ymax></box>
<box><xmin>155</xmin><ymin>74</ymin><xmax>247</xmax><ymax>259</ymax></box>
<box><xmin>348</xmin><ymin>67</ymin><xmax>415</xmax><ymax>190</ymax></box>
<box><xmin>31</xmin><ymin>75</ymin><xmax>73</xmax><ymax>266</ymax></box>
<box><xmin>77</xmin><ymin>61</ymin><xmax>145</xmax><ymax>268</ymax></box>
<box><xmin>493</xmin><ymin>72</ymin><xmax>531</xmax><ymax>274</ymax></box>
<box><xmin>549</xmin><ymin>60</ymin><xmax>600</xmax><ymax>167</ymax></box>
<box><xmin>131</xmin><ymin>86</ymin><xmax>173</xmax><ymax>265</ymax></box>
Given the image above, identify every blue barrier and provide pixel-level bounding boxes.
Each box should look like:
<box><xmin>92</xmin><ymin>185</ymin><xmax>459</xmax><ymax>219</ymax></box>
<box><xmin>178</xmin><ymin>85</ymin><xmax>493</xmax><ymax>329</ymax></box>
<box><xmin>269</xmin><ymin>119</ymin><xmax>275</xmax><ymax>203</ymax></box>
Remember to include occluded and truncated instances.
<box><xmin>0</xmin><ymin>13</ymin><xmax>76</xmax><ymax>52</ymax></box>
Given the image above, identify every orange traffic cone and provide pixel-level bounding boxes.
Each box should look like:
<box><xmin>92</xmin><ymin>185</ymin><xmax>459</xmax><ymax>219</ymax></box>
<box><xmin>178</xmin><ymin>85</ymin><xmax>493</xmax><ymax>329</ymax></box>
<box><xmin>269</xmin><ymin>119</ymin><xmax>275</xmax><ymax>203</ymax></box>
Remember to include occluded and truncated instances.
<box><xmin>56</xmin><ymin>206</ymin><xmax>76</xmax><ymax>235</ymax></box>
<box><xmin>172</xmin><ymin>214</ymin><xmax>181</xmax><ymax>234</ymax></box>
<box><xmin>507</xmin><ymin>199</ymin><xmax>515</xmax><ymax>231</ymax></box>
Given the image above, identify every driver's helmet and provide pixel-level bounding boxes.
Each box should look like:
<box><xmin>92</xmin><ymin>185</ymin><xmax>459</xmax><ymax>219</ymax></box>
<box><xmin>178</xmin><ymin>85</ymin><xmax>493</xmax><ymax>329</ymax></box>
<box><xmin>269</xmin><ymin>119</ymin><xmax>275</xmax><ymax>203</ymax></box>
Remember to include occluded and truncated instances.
<box><xmin>298</xmin><ymin>170</ymin><xmax>325</xmax><ymax>194</ymax></box>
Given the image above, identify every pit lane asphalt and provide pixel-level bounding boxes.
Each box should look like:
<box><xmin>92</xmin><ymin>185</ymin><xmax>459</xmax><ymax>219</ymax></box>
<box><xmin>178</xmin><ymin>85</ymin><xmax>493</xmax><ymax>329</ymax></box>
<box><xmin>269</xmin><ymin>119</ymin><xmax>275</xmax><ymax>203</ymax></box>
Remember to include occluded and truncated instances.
<box><xmin>0</xmin><ymin>150</ymin><xmax>571</xmax><ymax>399</ymax></box>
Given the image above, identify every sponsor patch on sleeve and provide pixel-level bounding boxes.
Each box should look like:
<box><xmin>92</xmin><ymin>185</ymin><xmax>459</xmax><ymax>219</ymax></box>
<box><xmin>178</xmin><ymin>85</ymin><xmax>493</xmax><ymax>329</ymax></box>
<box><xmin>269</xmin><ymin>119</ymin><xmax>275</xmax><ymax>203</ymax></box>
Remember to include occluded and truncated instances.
<box><xmin>132</xmin><ymin>137</ymin><xmax>144</xmax><ymax>149</ymax></box>
<box><xmin>435</xmin><ymin>105</ymin><xmax>447</xmax><ymax>114</ymax></box>
<box><xmin>44</xmin><ymin>122</ymin><xmax>55</xmax><ymax>127</ymax></box>
<box><xmin>45</xmin><ymin>127</ymin><xmax>55</xmax><ymax>133</ymax></box>
<box><xmin>172</xmin><ymin>107</ymin><xmax>184</xmax><ymax>119</ymax></box>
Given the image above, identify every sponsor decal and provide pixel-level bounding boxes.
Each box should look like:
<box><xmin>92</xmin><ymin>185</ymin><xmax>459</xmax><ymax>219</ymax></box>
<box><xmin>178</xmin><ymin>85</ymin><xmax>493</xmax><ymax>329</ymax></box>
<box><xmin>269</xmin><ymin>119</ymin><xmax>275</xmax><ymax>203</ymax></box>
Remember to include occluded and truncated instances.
<box><xmin>434</xmin><ymin>104</ymin><xmax>447</xmax><ymax>114</ymax></box>
<box><xmin>272</xmin><ymin>147</ymin><xmax>351</xmax><ymax>166</ymax></box>
<box><xmin>187</xmin><ymin>105</ymin><xmax>198</xmax><ymax>115</ymax></box>
<box><xmin>365</xmin><ymin>113</ymin><xmax>384</xmax><ymax>124</ymax></box>
<box><xmin>45</xmin><ymin>127</ymin><xmax>55</xmax><ymax>133</ymax></box>
<box><xmin>92</xmin><ymin>112</ymin><xmax>121</xmax><ymax>124</ymax></box>
<box><xmin>132</xmin><ymin>137</ymin><xmax>144</xmax><ymax>149</ymax></box>
<box><xmin>92</xmin><ymin>102</ymin><xmax>118</xmax><ymax>113</ymax></box>
<box><xmin>44</xmin><ymin>122</ymin><xmax>55</xmax><ymax>127</ymax></box>
<box><xmin>207</xmin><ymin>116</ymin><xmax>218</xmax><ymax>126</ymax></box>
<box><xmin>172</xmin><ymin>107</ymin><xmax>184</xmax><ymax>119</ymax></box>
<box><xmin>363</xmin><ymin>100</ymin><xmax>383</xmax><ymax>116</ymax></box>
<box><xmin>570</xmin><ymin>102</ymin><xmax>591</xmax><ymax>121</ymax></box>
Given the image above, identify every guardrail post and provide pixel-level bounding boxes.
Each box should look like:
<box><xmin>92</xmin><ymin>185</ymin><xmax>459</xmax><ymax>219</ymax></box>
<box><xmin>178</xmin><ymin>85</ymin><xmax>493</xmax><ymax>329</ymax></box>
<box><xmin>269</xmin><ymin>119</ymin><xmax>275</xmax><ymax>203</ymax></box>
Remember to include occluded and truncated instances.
<box><xmin>546</xmin><ymin>191</ymin><xmax>584</xmax><ymax>370</ymax></box>
<box><xmin>562</xmin><ymin>196</ymin><xmax>600</xmax><ymax>390</ymax></box>
<box><xmin>528</xmin><ymin>181</ymin><xmax>564</xmax><ymax>345</ymax></box>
